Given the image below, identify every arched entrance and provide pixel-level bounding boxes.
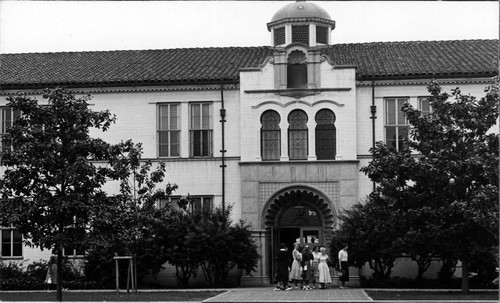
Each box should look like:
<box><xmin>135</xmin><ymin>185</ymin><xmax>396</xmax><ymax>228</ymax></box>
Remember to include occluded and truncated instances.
<box><xmin>262</xmin><ymin>187</ymin><xmax>336</xmax><ymax>282</ymax></box>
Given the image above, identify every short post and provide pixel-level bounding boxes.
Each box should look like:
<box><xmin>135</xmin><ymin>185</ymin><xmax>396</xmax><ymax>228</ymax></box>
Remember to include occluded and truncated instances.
<box><xmin>114</xmin><ymin>256</ymin><xmax>136</xmax><ymax>293</ymax></box>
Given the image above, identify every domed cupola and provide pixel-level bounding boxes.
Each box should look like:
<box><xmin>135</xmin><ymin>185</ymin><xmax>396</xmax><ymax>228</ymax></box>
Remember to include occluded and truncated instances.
<box><xmin>267</xmin><ymin>0</ymin><xmax>335</xmax><ymax>47</ymax></box>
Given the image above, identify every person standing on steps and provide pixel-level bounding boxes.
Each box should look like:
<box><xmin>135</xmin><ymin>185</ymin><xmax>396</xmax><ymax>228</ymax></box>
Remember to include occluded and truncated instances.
<box><xmin>317</xmin><ymin>246</ymin><xmax>332</xmax><ymax>289</ymax></box>
<box><xmin>338</xmin><ymin>244</ymin><xmax>349</xmax><ymax>289</ymax></box>
<box><xmin>301</xmin><ymin>245</ymin><xmax>313</xmax><ymax>290</ymax></box>
<box><xmin>274</xmin><ymin>243</ymin><xmax>292</xmax><ymax>291</ymax></box>
<box><xmin>289</xmin><ymin>243</ymin><xmax>303</xmax><ymax>289</ymax></box>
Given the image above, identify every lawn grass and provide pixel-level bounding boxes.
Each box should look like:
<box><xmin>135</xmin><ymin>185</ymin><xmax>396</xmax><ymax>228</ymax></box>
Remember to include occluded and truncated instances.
<box><xmin>0</xmin><ymin>290</ymin><xmax>224</xmax><ymax>301</ymax></box>
<box><xmin>365</xmin><ymin>289</ymin><xmax>499</xmax><ymax>301</ymax></box>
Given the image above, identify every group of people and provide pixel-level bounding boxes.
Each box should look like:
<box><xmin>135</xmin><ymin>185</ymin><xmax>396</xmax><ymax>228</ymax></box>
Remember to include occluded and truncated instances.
<box><xmin>274</xmin><ymin>242</ymin><xmax>349</xmax><ymax>291</ymax></box>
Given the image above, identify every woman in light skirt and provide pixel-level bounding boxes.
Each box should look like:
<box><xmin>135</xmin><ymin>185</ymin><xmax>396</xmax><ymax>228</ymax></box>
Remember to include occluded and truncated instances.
<box><xmin>288</xmin><ymin>243</ymin><xmax>303</xmax><ymax>288</ymax></box>
<box><xmin>317</xmin><ymin>246</ymin><xmax>332</xmax><ymax>289</ymax></box>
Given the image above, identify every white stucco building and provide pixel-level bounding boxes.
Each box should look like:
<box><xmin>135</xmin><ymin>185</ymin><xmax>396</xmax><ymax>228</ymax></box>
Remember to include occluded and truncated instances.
<box><xmin>0</xmin><ymin>1</ymin><xmax>497</xmax><ymax>287</ymax></box>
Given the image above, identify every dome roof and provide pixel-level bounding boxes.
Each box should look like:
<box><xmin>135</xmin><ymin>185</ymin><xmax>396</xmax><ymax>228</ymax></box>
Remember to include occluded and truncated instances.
<box><xmin>271</xmin><ymin>1</ymin><xmax>331</xmax><ymax>22</ymax></box>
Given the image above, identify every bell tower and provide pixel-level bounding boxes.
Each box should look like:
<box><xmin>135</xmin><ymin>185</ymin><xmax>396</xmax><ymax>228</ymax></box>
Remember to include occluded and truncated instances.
<box><xmin>266</xmin><ymin>1</ymin><xmax>335</xmax><ymax>92</ymax></box>
<box><xmin>267</xmin><ymin>0</ymin><xmax>335</xmax><ymax>48</ymax></box>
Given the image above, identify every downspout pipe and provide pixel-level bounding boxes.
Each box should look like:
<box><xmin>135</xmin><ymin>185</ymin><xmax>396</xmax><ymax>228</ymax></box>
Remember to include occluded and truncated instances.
<box><xmin>219</xmin><ymin>83</ymin><xmax>226</xmax><ymax>212</ymax></box>
<box><xmin>370</xmin><ymin>79</ymin><xmax>377</xmax><ymax>192</ymax></box>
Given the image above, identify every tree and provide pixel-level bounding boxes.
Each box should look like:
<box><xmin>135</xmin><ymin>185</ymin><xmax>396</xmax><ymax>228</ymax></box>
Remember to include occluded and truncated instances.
<box><xmin>361</xmin><ymin>80</ymin><xmax>499</xmax><ymax>292</ymax></box>
<box><xmin>196</xmin><ymin>206</ymin><xmax>260</xmax><ymax>287</ymax></box>
<box><xmin>163</xmin><ymin>208</ymin><xmax>203</xmax><ymax>288</ymax></box>
<box><xmin>332</xmin><ymin>194</ymin><xmax>403</xmax><ymax>280</ymax></box>
<box><xmin>86</xmin><ymin>141</ymin><xmax>178</xmax><ymax>286</ymax></box>
<box><xmin>0</xmin><ymin>88</ymin><xmax>117</xmax><ymax>300</ymax></box>
<box><xmin>161</xmin><ymin>204</ymin><xmax>260</xmax><ymax>288</ymax></box>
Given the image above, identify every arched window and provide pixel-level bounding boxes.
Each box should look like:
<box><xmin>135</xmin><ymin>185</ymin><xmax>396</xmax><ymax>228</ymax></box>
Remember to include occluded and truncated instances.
<box><xmin>260</xmin><ymin>110</ymin><xmax>281</xmax><ymax>160</ymax></box>
<box><xmin>315</xmin><ymin>109</ymin><xmax>336</xmax><ymax>160</ymax></box>
<box><xmin>288</xmin><ymin>110</ymin><xmax>308</xmax><ymax>160</ymax></box>
<box><xmin>287</xmin><ymin>50</ymin><xmax>308</xmax><ymax>89</ymax></box>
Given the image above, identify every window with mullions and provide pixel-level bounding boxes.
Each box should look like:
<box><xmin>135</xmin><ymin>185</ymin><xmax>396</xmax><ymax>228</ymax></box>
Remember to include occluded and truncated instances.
<box><xmin>190</xmin><ymin>103</ymin><xmax>213</xmax><ymax>157</ymax></box>
<box><xmin>1</xmin><ymin>228</ymin><xmax>22</xmax><ymax>258</ymax></box>
<box><xmin>315</xmin><ymin>109</ymin><xmax>336</xmax><ymax>160</ymax></box>
<box><xmin>191</xmin><ymin>196</ymin><xmax>213</xmax><ymax>213</ymax></box>
<box><xmin>385</xmin><ymin>98</ymin><xmax>409</xmax><ymax>151</ymax></box>
<box><xmin>158</xmin><ymin>104</ymin><xmax>180</xmax><ymax>157</ymax></box>
<box><xmin>419</xmin><ymin>98</ymin><xmax>431</xmax><ymax>117</ymax></box>
<box><xmin>157</xmin><ymin>196</ymin><xmax>181</xmax><ymax>210</ymax></box>
<box><xmin>63</xmin><ymin>246</ymin><xmax>85</xmax><ymax>258</ymax></box>
<box><xmin>288</xmin><ymin>110</ymin><xmax>308</xmax><ymax>160</ymax></box>
<box><xmin>261</xmin><ymin>110</ymin><xmax>281</xmax><ymax>161</ymax></box>
<box><xmin>1</xmin><ymin>107</ymin><xmax>20</xmax><ymax>155</ymax></box>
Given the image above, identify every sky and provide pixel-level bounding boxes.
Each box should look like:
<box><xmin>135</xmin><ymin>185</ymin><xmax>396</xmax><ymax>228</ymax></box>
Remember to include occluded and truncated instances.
<box><xmin>0</xmin><ymin>1</ymin><xmax>498</xmax><ymax>54</ymax></box>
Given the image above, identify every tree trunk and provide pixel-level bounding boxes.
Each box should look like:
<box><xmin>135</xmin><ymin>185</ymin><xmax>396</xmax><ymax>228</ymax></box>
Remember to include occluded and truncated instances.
<box><xmin>56</xmin><ymin>248</ymin><xmax>63</xmax><ymax>301</ymax></box>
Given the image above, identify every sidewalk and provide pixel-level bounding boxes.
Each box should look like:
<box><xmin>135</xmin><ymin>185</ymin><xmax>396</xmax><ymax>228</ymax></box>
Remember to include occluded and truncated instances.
<box><xmin>0</xmin><ymin>287</ymin><xmax>498</xmax><ymax>303</ymax></box>
<box><xmin>203</xmin><ymin>287</ymin><xmax>499</xmax><ymax>303</ymax></box>
<box><xmin>205</xmin><ymin>287</ymin><xmax>372</xmax><ymax>302</ymax></box>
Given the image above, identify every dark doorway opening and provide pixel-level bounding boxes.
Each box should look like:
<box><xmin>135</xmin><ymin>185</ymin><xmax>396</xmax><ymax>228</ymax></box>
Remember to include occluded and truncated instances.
<box><xmin>279</xmin><ymin>227</ymin><xmax>300</xmax><ymax>267</ymax></box>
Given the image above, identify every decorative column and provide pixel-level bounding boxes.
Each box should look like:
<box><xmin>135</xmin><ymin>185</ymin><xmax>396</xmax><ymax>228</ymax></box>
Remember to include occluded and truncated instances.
<box><xmin>307</xmin><ymin>119</ymin><xmax>317</xmax><ymax>160</ymax></box>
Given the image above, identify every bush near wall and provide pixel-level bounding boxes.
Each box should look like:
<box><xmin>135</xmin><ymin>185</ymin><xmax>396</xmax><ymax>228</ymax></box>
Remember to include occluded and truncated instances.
<box><xmin>0</xmin><ymin>260</ymin><xmax>97</xmax><ymax>290</ymax></box>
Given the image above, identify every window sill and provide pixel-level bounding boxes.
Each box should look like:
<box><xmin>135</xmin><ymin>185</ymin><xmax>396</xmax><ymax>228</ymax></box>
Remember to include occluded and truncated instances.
<box><xmin>0</xmin><ymin>256</ymin><xmax>23</xmax><ymax>260</ymax></box>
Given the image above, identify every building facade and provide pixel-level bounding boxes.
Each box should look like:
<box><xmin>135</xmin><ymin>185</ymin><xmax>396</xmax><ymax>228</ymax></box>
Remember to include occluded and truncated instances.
<box><xmin>0</xmin><ymin>1</ymin><xmax>497</xmax><ymax>286</ymax></box>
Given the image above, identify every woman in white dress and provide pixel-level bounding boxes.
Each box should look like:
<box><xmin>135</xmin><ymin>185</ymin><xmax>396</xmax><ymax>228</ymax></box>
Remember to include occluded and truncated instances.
<box><xmin>317</xmin><ymin>246</ymin><xmax>332</xmax><ymax>289</ymax></box>
<box><xmin>288</xmin><ymin>243</ymin><xmax>303</xmax><ymax>288</ymax></box>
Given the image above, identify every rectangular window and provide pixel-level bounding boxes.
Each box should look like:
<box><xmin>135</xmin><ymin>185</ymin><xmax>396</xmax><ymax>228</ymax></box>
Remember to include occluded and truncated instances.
<box><xmin>418</xmin><ymin>98</ymin><xmax>431</xmax><ymax>116</ymax></box>
<box><xmin>1</xmin><ymin>228</ymin><xmax>22</xmax><ymax>258</ymax></box>
<box><xmin>190</xmin><ymin>103</ymin><xmax>213</xmax><ymax>157</ymax></box>
<box><xmin>191</xmin><ymin>196</ymin><xmax>213</xmax><ymax>213</ymax></box>
<box><xmin>274</xmin><ymin>27</ymin><xmax>285</xmax><ymax>46</ymax></box>
<box><xmin>316</xmin><ymin>26</ymin><xmax>328</xmax><ymax>44</ymax></box>
<box><xmin>289</xmin><ymin>129</ymin><xmax>308</xmax><ymax>160</ymax></box>
<box><xmin>158</xmin><ymin>104</ymin><xmax>180</xmax><ymax>157</ymax></box>
<box><xmin>385</xmin><ymin>98</ymin><xmax>409</xmax><ymax>150</ymax></box>
<box><xmin>1</xmin><ymin>107</ymin><xmax>20</xmax><ymax>155</ymax></box>
<box><xmin>292</xmin><ymin>25</ymin><xmax>309</xmax><ymax>45</ymax></box>
<box><xmin>261</xmin><ymin>129</ymin><xmax>281</xmax><ymax>160</ymax></box>
<box><xmin>63</xmin><ymin>247</ymin><xmax>85</xmax><ymax>258</ymax></box>
<box><xmin>157</xmin><ymin>196</ymin><xmax>181</xmax><ymax>210</ymax></box>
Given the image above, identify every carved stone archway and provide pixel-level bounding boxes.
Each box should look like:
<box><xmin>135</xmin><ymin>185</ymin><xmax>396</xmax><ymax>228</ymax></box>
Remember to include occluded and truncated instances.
<box><xmin>262</xmin><ymin>187</ymin><xmax>335</xmax><ymax>229</ymax></box>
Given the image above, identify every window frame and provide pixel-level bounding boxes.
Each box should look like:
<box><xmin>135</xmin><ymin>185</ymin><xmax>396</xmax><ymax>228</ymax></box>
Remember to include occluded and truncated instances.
<box><xmin>384</xmin><ymin>98</ymin><xmax>409</xmax><ymax>151</ymax></box>
<box><xmin>157</xmin><ymin>103</ymin><xmax>181</xmax><ymax>158</ymax></box>
<box><xmin>288</xmin><ymin>109</ymin><xmax>308</xmax><ymax>160</ymax></box>
<box><xmin>291</xmin><ymin>24</ymin><xmax>309</xmax><ymax>45</ymax></box>
<box><xmin>1</xmin><ymin>227</ymin><xmax>23</xmax><ymax>258</ymax></box>
<box><xmin>189</xmin><ymin>103</ymin><xmax>213</xmax><ymax>157</ymax></box>
<box><xmin>418</xmin><ymin>97</ymin><xmax>432</xmax><ymax>117</ymax></box>
<box><xmin>315</xmin><ymin>109</ymin><xmax>336</xmax><ymax>160</ymax></box>
<box><xmin>260</xmin><ymin>110</ymin><xmax>281</xmax><ymax>161</ymax></box>
<box><xmin>0</xmin><ymin>107</ymin><xmax>21</xmax><ymax>156</ymax></box>
<box><xmin>157</xmin><ymin>196</ymin><xmax>181</xmax><ymax>210</ymax></box>
<box><xmin>191</xmin><ymin>196</ymin><xmax>213</xmax><ymax>213</ymax></box>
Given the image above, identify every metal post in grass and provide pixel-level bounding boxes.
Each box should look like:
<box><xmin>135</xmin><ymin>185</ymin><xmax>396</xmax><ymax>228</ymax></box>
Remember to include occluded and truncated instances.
<box><xmin>114</xmin><ymin>256</ymin><xmax>135</xmax><ymax>293</ymax></box>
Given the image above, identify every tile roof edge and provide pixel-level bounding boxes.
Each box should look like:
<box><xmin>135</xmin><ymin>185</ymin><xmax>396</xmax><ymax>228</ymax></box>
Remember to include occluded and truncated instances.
<box><xmin>1</xmin><ymin>39</ymin><xmax>496</xmax><ymax>55</ymax></box>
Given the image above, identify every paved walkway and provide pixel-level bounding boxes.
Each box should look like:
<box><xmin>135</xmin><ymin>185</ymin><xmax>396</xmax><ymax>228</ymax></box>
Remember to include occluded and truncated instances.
<box><xmin>204</xmin><ymin>287</ymin><xmax>372</xmax><ymax>302</ymax></box>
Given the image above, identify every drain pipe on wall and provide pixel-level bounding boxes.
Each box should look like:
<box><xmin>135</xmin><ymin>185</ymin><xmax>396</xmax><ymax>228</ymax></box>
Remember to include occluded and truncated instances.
<box><xmin>220</xmin><ymin>82</ymin><xmax>227</xmax><ymax>212</ymax></box>
<box><xmin>370</xmin><ymin>79</ymin><xmax>377</xmax><ymax>192</ymax></box>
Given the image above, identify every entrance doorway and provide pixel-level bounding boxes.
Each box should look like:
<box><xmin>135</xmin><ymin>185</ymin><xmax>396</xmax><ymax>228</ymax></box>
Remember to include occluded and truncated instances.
<box><xmin>263</xmin><ymin>188</ymin><xmax>336</xmax><ymax>284</ymax></box>
<box><xmin>270</xmin><ymin>205</ymin><xmax>323</xmax><ymax>282</ymax></box>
